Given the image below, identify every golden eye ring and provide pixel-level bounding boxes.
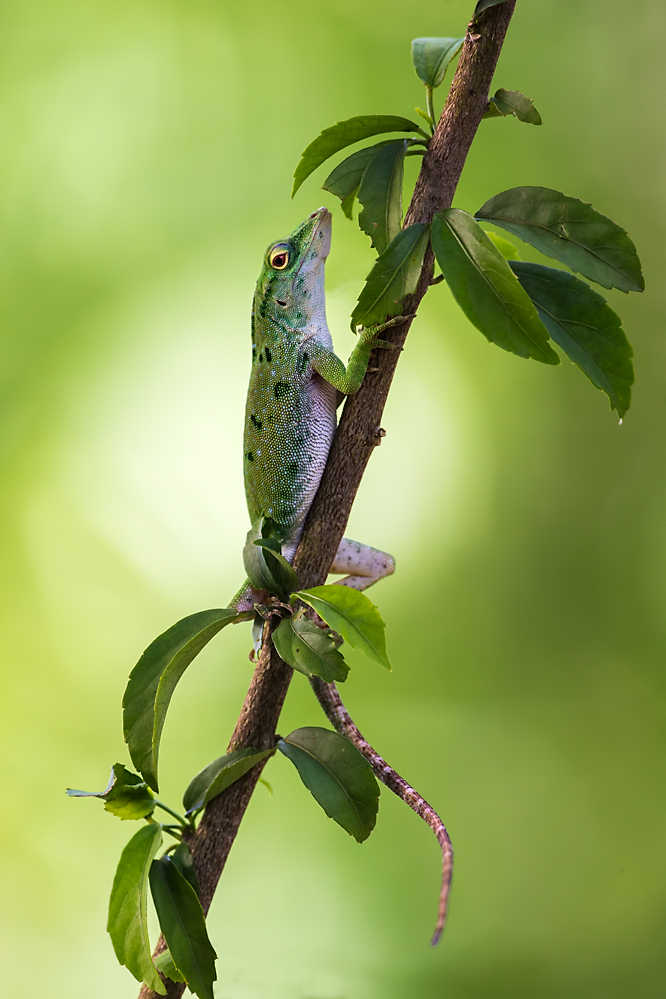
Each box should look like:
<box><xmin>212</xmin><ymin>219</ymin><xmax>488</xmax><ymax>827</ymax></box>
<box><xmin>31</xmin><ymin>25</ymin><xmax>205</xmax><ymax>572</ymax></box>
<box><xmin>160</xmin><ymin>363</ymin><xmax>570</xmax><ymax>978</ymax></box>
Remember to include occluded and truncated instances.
<box><xmin>269</xmin><ymin>244</ymin><xmax>291</xmax><ymax>270</ymax></box>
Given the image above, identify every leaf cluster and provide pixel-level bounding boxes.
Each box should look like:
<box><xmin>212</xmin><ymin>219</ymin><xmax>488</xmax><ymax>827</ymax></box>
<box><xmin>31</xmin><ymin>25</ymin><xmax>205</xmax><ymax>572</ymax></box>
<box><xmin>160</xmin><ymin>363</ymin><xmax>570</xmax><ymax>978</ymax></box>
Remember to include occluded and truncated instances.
<box><xmin>290</xmin><ymin>42</ymin><xmax>642</xmax><ymax>416</ymax></box>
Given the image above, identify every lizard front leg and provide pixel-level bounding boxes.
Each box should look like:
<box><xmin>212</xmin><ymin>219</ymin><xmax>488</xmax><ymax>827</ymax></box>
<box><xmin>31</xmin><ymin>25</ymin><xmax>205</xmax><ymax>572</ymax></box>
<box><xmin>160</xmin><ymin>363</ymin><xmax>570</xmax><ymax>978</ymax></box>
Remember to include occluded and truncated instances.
<box><xmin>307</xmin><ymin>314</ymin><xmax>411</xmax><ymax>395</ymax></box>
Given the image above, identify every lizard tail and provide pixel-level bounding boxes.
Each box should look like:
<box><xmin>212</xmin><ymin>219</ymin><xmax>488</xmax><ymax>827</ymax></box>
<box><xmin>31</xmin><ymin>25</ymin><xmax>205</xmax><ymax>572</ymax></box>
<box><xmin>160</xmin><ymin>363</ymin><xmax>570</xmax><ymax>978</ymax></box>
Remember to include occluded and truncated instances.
<box><xmin>309</xmin><ymin>676</ymin><xmax>453</xmax><ymax>945</ymax></box>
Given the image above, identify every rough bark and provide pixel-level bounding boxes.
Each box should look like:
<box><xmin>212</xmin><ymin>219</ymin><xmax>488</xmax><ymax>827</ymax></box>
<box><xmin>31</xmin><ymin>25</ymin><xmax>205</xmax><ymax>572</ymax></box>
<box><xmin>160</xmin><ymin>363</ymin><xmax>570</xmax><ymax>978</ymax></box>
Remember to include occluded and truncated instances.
<box><xmin>138</xmin><ymin>3</ymin><xmax>516</xmax><ymax>995</ymax></box>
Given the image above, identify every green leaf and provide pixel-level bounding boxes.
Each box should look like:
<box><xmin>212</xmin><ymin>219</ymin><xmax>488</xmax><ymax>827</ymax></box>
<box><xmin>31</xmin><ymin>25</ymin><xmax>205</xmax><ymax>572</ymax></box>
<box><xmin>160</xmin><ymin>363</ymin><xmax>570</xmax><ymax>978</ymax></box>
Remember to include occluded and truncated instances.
<box><xmin>350</xmin><ymin>222</ymin><xmax>430</xmax><ymax>331</ymax></box>
<box><xmin>67</xmin><ymin>763</ymin><xmax>156</xmax><ymax>821</ymax></box>
<box><xmin>171</xmin><ymin>842</ymin><xmax>201</xmax><ymax>898</ymax></box>
<box><xmin>484</xmin><ymin>89</ymin><xmax>542</xmax><ymax>124</ymax></box>
<box><xmin>183</xmin><ymin>747</ymin><xmax>274</xmax><ymax>815</ymax></box>
<box><xmin>278</xmin><ymin>727</ymin><xmax>379</xmax><ymax>842</ymax></box>
<box><xmin>431</xmin><ymin>209</ymin><xmax>559</xmax><ymax>365</ymax></box>
<box><xmin>104</xmin><ymin>771</ymin><xmax>156</xmax><ymax>821</ymax></box>
<box><xmin>475</xmin><ymin>0</ymin><xmax>508</xmax><ymax>13</ymax></box>
<box><xmin>358</xmin><ymin>140</ymin><xmax>408</xmax><ymax>254</ymax></box>
<box><xmin>150</xmin><ymin>857</ymin><xmax>217</xmax><ymax>999</ymax></box>
<box><xmin>108</xmin><ymin>823</ymin><xmax>165</xmax><ymax>994</ymax></box>
<box><xmin>242</xmin><ymin>517</ymin><xmax>298</xmax><ymax>598</ymax></box>
<box><xmin>123</xmin><ymin>608</ymin><xmax>241</xmax><ymax>791</ymax></box>
<box><xmin>154</xmin><ymin>948</ymin><xmax>185</xmax><ymax>984</ymax></box>
<box><xmin>485</xmin><ymin>231</ymin><xmax>521</xmax><ymax>260</ymax></box>
<box><xmin>510</xmin><ymin>261</ymin><xmax>634</xmax><ymax>417</ymax></box>
<box><xmin>253</xmin><ymin>540</ymin><xmax>299</xmax><ymax>595</ymax></box>
<box><xmin>411</xmin><ymin>37</ymin><xmax>464</xmax><ymax>89</ymax></box>
<box><xmin>322</xmin><ymin>140</ymin><xmax>401</xmax><ymax>220</ymax></box>
<box><xmin>292</xmin><ymin>585</ymin><xmax>390</xmax><ymax>670</ymax></box>
<box><xmin>292</xmin><ymin>115</ymin><xmax>425</xmax><ymax>197</ymax></box>
<box><xmin>340</xmin><ymin>187</ymin><xmax>359</xmax><ymax>220</ymax></box>
<box><xmin>272</xmin><ymin>614</ymin><xmax>349</xmax><ymax>682</ymax></box>
<box><xmin>475</xmin><ymin>187</ymin><xmax>645</xmax><ymax>293</ymax></box>
<box><xmin>415</xmin><ymin>106</ymin><xmax>435</xmax><ymax>129</ymax></box>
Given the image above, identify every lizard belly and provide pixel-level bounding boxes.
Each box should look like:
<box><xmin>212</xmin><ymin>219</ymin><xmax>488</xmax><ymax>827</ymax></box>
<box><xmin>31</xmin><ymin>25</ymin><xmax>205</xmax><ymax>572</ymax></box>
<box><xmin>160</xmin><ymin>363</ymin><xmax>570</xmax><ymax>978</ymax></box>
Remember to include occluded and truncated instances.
<box><xmin>244</xmin><ymin>368</ymin><xmax>336</xmax><ymax>544</ymax></box>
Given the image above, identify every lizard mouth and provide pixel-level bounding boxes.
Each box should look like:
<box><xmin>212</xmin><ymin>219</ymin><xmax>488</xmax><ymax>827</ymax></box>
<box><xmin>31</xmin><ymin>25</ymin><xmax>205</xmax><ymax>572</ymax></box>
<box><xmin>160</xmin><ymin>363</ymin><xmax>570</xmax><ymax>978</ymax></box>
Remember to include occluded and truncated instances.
<box><xmin>293</xmin><ymin>206</ymin><xmax>332</xmax><ymax>281</ymax></box>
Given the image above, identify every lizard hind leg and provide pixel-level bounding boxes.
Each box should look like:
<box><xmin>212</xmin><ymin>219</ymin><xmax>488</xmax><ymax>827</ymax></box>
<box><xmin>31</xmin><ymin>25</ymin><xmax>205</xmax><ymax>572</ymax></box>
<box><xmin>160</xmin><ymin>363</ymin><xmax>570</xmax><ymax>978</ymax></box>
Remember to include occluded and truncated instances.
<box><xmin>329</xmin><ymin>537</ymin><xmax>395</xmax><ymax>591</ymax></box>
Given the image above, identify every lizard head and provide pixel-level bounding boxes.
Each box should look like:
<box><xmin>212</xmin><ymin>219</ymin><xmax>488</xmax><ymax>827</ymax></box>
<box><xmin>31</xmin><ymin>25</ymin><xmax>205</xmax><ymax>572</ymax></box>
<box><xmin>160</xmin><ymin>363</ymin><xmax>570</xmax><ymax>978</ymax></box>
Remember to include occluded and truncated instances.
<box><xmin>253</xmin><ymin>207</ymin><xmax>331</xmax><ymax>332</ymax></box>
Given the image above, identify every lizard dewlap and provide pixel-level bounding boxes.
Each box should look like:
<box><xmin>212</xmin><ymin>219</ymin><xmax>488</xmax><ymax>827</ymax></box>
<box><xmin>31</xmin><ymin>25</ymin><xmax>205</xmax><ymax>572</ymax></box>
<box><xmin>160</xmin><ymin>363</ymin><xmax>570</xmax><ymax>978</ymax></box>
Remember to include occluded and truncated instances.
<box><xmin>234</xmin><ymin>207</ymin><xmax>397</xmax><ymax>609</ymax></box>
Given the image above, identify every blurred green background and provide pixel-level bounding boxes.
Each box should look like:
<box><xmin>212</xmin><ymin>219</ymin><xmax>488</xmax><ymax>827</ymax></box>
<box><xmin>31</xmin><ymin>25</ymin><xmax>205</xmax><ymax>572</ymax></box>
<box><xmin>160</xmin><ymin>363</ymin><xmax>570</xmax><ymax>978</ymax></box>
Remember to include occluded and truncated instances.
<box><xmin>0</xmin><ymin>0</ymin><xmax>664</xmax><ymax>996</ymax></box>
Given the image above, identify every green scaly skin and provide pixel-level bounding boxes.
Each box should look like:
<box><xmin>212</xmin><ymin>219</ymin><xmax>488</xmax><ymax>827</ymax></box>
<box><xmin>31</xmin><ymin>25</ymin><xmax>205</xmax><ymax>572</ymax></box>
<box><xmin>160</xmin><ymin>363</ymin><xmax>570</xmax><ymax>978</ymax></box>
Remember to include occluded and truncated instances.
<box><xmin>232</xmin><ymin>207</ymin><xmax>398</xmax><ymax>612</ymax></box>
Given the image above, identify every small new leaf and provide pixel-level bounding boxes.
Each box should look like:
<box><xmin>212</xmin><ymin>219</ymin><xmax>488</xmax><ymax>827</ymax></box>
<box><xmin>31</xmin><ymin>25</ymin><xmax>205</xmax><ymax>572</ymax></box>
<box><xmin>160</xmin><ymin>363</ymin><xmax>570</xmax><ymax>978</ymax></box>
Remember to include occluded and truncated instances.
<box><xmin>511</xmin><ymin>261</ymin><xmax>634</xmax><ymax>417</ymax></box>
<box><xmin>431</xmin><ymin>210</ymin><xmax>559</xmax><ymax>365</ymax></box>
<box><xmin>322</xmin><ymin>140</ymin><xmax>401</xmax><ymax>220</ymax></box>
<box><xmin>351</xmin><ymin>222</ymin><xmax>430</xmax><ymax>331</ymax></box>
<box><xmin>483</xmin><ymin>89</ymin><xmax>542</xmax><ymax>125</ymax></box>
<box><xmin>292</xmin><ymin>115</ymin><xmax>426</xmax><ymax>197</ymax></box>
<box><xmin>183</xmin><ymin>747</ymin><xmax>274</xmax><ymax>815</ymax></box>
<box><xmin>272</xmin><ymin>613</ymin><xmax>350</xmax><ymax>682</ymax></box>
<box><xmin>358</xmin><ymin>140</ymin><xmax>408</xmax><ymax>254</ymax></box>
<box><xmin>475</xmin><ymin>0</ymin><xmax>509</xmax><ymax>13</ymax></box>
<box><xmin>154</xmin><ymin>949</ymin><xmax>185</xmax><ymax>985</ymax></box>
<box><xmin>292</xmin><ymin>585</ymin><xmax>390</xmax><ymax>670</ymax></box>
<box><xmin>475</xmin><ymin>187</ymin><xmax>645</xmax><ymax>293</ymax></box>
<box><xmin>485</xmin><ymin>231</ymin><xmax>521</xmax><ymax>260</ymax></box>
<box><xmin>67</xmin><ymin>763</ymin><xmax>156</xmax><ymax>821</ymax></box>
<box><xmin>243</xmin><ymin>518</ymin><xmax>298</xmax><ymax>598</ymax></box>
<box><xmin>123</xmin><ymin>608</ymin><xmax>242</xmax><ymax>791</ymax></box>
<box><xmin>150</xmin><ymin>857</ymin><xmax>217</xmax><ymax>999</ymax></box>
<box><xmin>411</xmin><ymin>37</ymin><xmax>464</xmax><ymax>89</ymax></box>
<box><xmin>108</xmin><ymin>823</ymin><xmax>165</xmax><ymax>994</ymax></box>
<box><xmin>278</xmin><ymin>727</ymin><xmax>380</xmax><ymax>842</ymax></box>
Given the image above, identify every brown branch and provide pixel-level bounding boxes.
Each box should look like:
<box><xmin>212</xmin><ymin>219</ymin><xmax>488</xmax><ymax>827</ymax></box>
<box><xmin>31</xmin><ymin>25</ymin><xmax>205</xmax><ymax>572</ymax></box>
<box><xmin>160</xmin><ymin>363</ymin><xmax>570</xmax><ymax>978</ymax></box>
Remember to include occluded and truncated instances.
<box><xmin>309</xmin><ymin>676</ymin><xmax>453</xmax><ymax>945</ymax></box>
<box><xmin>138</xmin><ymin>3</ymin><xmax>516</xmax><ymax>995</ymax></box>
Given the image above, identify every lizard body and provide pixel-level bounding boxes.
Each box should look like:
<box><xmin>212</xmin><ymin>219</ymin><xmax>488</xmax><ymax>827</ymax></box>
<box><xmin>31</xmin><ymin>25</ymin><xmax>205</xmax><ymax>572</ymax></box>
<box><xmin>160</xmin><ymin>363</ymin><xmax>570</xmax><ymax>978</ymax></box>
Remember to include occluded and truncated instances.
<box><xmin>232</xmin><ymin>207</ymin><xmax>395</xmax><ymax>609</ymax></box>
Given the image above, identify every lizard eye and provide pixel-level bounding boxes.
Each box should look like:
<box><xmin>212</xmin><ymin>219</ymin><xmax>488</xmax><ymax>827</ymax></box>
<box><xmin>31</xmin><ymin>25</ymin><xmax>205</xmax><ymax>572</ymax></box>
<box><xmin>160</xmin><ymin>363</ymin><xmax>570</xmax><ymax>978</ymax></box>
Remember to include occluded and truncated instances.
<box><xmin>269</xmin><ymin>243</ymin><xmax>291</xmax><ymax>270</ymax></box>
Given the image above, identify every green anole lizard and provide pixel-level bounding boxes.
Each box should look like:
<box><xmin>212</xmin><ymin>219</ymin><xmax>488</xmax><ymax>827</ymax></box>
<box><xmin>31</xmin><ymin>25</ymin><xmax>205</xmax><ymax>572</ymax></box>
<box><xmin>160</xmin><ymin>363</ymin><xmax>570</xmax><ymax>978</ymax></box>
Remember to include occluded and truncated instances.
<box><xmin>232</xmin><ymin>206</ymin><xmax>405</xmax><ymax>610</ymax></box>
<box><xmin>229</xmin><ymin>207</ymin><xmax>452</xmax><ymax>941</ymax></box>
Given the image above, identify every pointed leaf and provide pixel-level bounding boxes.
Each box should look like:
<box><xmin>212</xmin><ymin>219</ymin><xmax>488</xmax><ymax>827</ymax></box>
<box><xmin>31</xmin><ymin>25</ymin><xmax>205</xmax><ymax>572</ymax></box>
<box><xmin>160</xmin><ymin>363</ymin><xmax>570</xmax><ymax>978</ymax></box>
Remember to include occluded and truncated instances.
<box><xmin>150</xmin><ymin>857</ymin><xmax>217</xmax><ymax>999</ymax></box>
<box><xmin>253</xmin><ymin>540</ymin><xmax>299</xmax><ymax>596</ymax></box>
<box><xmin>154</xmin><ymin>949</ymin><xmax>185</xmax><ymax>984</ymax></box>
<box><xmin>67</xmin><ymin>763</ymin><xmax>156</xmax><ymax>820</ymax></box>
<box><xmin>322</xmin><ymin>140</ymin><xmax>402</xmax><ymax>219</ymax></box>
<box><xmin>340</xmin><ymin>186</ymin><xmax>359</xmax><ymax>220</ymax></box>
<box><xmin>183</xmin><ymin>747</ymin><xmax>274</xmax><ymax>815</ymax></box>
<box><xmin>431</xmin><ymin>209</ymin><xmax>559</xmax><ymax>365</ymax></box>
<box><xmin>510</xmin><ymin>261</ymin><xmax>634</xmax><ymax>417</ymax></box>
<box><xmin>351</xmin><ymin>222</ymin><xmax>430</xmax><ymax>331</ymax></box>
<box><xmin>292</xmin><ymin>115</ymin><xmax>424</xmax><ymax>197</ymax></box>
<box><xmin>358</xmin><ymin>140</ymin><xmax>408</xmax><ymax>254</ymax></box>
<box><xmin>108</xmin><ymin>823</ymin><xmax>165</xmax><ymax>994</ymax></box>
<box><xmin>475</xmin><ymin>0</ymin><xmax>508</xmax><ymax>13</ymax></box>
<box><xmin>123</xmin><ymin>608</ymin><xmax>242</xmax><ymax>791</ymax></box>
<box><xmin>278</xmin><ymin>727</ymin><xmax>379</xmax><ymax>842</ymax></box>
<box><xmin>67</xmin><ymin>768</ymin><xmax>118</xmax><ymax>798</ymax></box>
<box><xmin>292</xmin><ymin>585</ymin><xmax>390</xmax><ymax>669</ymax></box>
<box><xmin>273</xmin><ymin>614</ymin><xmax>349</xmax><ymax>682</ymax></box>
<box><xmin>411</xmin><ymin>37</ymin><xmax>464</xmax><ymax>89</ymax></box>
<box><xmin>484</xmin><ymin>89</ymin><xmax>542</xmax><ymax>124</ymax></box>
<box><xmin>485</xmin><ymin>231</ymin><xmax>521</xmax><ymax>260</ymax></box>
<box><xmin>475</xmin><ymin>187</ymin><xmax>644</xmax><ymax>293</ymax></box>
<box><xmin>171</xmin><ymin>842</ymin><xmax>201</xmax><ymax>899</ymax></box>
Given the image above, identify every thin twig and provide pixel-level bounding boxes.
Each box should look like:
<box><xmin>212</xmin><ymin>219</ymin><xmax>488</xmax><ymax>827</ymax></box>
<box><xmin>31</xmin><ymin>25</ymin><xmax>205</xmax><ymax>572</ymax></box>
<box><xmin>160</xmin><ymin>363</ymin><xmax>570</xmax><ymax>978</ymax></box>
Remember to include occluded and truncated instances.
<box><xmin>309</xmin><ymin>677</ymin><xmax>453</xmax><ymax>945</ymax></box>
